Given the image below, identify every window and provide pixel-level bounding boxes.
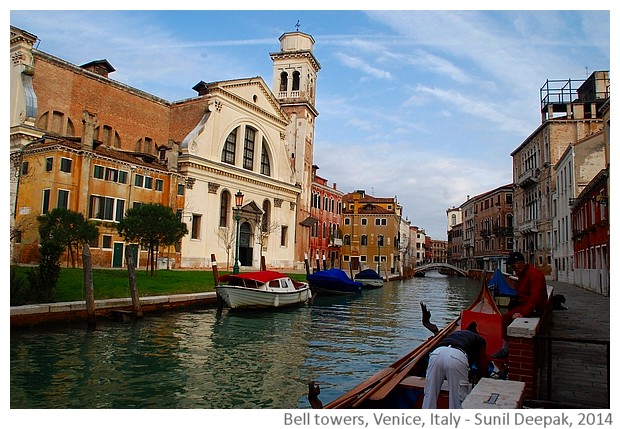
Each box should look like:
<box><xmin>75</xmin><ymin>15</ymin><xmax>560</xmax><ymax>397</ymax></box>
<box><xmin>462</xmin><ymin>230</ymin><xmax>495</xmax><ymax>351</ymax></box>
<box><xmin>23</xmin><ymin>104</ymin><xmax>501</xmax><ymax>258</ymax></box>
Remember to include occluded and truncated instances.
<box><xmin>279</xmin><ymin>71</ymin><xmax>288</xmax><ymax>92</ymax></box>
<box><xmin>222</xmin><ymin>128</ymin><xmax>237</xmax><ymax>165</ymax></box>
<box><xmin>280</xmin><ymin>225</ymin><xmax>288</xmax><ymax>247</ymax></box>
<box><xmin>344</xmin><ymin>218</ymin><xmax>351</xmax><ymax>225</ymax></box>
<box><xmin>105</xmin><ymin>167</ymin><xmax>118</xmax><ymax>182</ymax></box>
<box><xmin>344</xmin><ymin>235</ymin><xmax>351</xmax><ymax>245</ymax></box>
<box><xmin>178</xmin><ymin>184</ymin><xmax>185</xmax><ymax>195</ymax></box>
<box><xmin>260</xmin><ymin>139</ymin><xmax>271</xmax><ymax>176</ymax></box>
<box><xmin>115</xmin><ymin>199</ymin><xmax>125</xmax><ymax>221</ymax></box>
<box><xmin>46</xmin><ymin>157</ymin><xmax>53</xmax><ymax>172</ymax></box>
<box><xmin>219</xmin><ymin>191</ymin><xmax>230</xmax><ymax>227</ymax></box>
<box><xmin>42</xmin><ymin>189</ymin><xmax>50</xmax><ymax>214</ymax></box>
<box><xmin>118</xmin><ymin>170</ymin><xmax>128</xmax><ymax>184</ymax></box>
<box><xmin>94</xmin><ymin>165</ymin><xmax>104</xmax><ymax>179</ymax></box>
<box><xmin>243</xmin><ymin>127</ymin><xmax>255</xmax><ymax>170</ymax></box>
<box><xmin>57</xmin><ymin>190</ymin><xmax>69</xmax><ymax>209</ymax></box>
<box><xmin>292</xmin><ymin>71</ymin><xmax>300</xmax><ymax>91</ymax></box>
<box><xmin>144</xmin><ymin>176</ymin><xmax>153</xmax><ymax>189</ymax></box>
<box><xmin>361</xmin><ymin>235</ymin><xmax>368</xmax><ymax>246</ymax></box>
<box><xmin>89</xmin><ymin>195</ymin><xmax>125</xmax><ymax>221</ymax></box>
<box><xmin>361</xmin><ymin>218</ymin><xmax>368</xmax><ymax>226</ymax></box>
<box><xmin>155</xmin><ymin>179</ymin><xmax>163</xmax><ymax>191</ymax></box>
<box><xmin>135</xmin><ymin>174</ymin><xmax>144</xmax><ymax>187</ymax></box>
<box><xmin>102</xmin><ymin>235</ymin><xmax>112</xmax><ymax>249</ymax></box>
<box><xmin>89</xmin><ymin>234</ymin><xmax>99</xmax><ymax>248</ymax></box>
<box><xmin>375</xmin><ymin>218</ymin><xmax>387</xmax><ymax>226</ymax></box>
<box><xmin>191</xmin><ymin>214</ymin><xmax>202</xmax><ymax>239</ymax></box>
<box><xmin>21</xmin><ymin>161</ymin><xmax>29</xmax><ymax>175</ymax></box>
<box><xmin>60</xmin><ymin>158</ymin><xmax>72</xmax><ymax>173</ymax></box>
<box><xmin>378</xmin><ymin>235</ymin><xmax>384</xmax><ymax>246</ymax></box>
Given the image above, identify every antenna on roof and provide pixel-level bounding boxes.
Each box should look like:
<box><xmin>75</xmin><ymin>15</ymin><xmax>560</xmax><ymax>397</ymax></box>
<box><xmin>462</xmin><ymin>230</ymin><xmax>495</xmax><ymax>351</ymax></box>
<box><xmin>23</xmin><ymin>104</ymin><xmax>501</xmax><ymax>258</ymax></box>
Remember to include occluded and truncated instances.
<box><xmin>295</xmin><ymin>20</ymin><xmax>300</xmax><ymax>31</ymax></box>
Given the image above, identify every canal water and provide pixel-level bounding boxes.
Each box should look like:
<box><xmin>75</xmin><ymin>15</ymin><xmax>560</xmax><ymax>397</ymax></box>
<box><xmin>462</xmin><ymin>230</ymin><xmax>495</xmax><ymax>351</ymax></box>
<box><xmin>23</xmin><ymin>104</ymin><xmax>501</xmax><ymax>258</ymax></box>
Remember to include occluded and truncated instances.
<box><xmin>10</xmin><ymin>273</ymin><xmax>481</xmax><ymax>409</ymax></box>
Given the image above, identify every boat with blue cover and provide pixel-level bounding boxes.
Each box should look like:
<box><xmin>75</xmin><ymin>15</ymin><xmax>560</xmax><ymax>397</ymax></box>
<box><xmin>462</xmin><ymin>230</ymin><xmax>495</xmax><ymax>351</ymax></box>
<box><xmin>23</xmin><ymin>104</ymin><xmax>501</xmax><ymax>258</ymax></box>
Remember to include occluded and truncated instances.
<box><xmin>307</xmin><ymin>268</ymin><xmax>363</xmax><ymax>296</ymax></box>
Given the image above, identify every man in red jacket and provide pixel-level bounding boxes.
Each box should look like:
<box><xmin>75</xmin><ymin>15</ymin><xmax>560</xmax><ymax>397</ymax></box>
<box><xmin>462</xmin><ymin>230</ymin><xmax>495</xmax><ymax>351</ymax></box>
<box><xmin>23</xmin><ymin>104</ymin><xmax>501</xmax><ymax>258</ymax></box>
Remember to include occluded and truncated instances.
<box><xmin>491</xmin><ymin>251</ymin><xmax>548</xmax><ymax>358</ymax></box>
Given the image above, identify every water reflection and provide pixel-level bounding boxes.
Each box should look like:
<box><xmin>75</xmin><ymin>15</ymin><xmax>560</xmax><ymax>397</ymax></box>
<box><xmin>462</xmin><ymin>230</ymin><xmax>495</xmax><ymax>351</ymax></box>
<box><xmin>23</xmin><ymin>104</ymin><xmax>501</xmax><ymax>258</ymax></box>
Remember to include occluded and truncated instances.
<box><xmin>10</xmin><ymin>273</ymin><xmax>480</xmax><ymax>409</ymax></box>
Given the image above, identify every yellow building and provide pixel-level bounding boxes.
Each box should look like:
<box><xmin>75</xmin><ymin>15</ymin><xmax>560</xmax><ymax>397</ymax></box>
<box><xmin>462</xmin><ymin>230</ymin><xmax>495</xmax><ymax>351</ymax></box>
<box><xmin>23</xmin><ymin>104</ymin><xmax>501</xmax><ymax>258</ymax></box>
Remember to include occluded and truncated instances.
<box><xmin>341</xmin><ymin>190</ymin><xmax>402</xmax><ymax>275</ymax></box>
<box><xmin>11</xmin><ymin>113</ymin><xmax>185</xmax><ymax>268</ymax></box>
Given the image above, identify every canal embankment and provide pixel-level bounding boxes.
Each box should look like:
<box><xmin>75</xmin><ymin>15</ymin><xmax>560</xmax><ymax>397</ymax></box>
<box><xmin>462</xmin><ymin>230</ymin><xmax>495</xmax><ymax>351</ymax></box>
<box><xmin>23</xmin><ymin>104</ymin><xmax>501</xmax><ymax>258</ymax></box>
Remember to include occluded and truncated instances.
<box><xmin>10</xmin><ymin>292</ymin><xmax>218</xmax><ymax>327</ymax></box>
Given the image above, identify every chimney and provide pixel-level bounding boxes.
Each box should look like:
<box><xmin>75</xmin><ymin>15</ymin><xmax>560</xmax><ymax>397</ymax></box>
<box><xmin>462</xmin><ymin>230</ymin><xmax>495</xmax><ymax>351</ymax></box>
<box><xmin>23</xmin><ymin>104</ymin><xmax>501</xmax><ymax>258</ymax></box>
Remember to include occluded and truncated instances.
<box><xmin>80</xmin><ymin>59</ymin><xmax>115</xmax><ymax>78</ymax></box>
<box><xmin>81</xmin><ymin>111</ymin><xmax>97</xmax><ymax>150</ymax></box>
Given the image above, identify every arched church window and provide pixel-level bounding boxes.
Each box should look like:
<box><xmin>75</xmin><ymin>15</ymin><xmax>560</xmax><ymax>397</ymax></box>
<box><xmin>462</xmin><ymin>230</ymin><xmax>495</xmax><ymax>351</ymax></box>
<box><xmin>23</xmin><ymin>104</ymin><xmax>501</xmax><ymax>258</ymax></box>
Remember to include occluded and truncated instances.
<box><xmin>292</xmin><ymin>71</ymin><xmax>300</xmax><ymax>91</ymax></box>
<box><xmin>280</xmin><ymin>72</ymin><xmax>288</xmax><ymax>92</ymax></box>
<box><xmin>220</xmin><ymin>190</ymin><xmax>230</xmax><ymax>227</ymax></box>
<box><xmin>260</xmin><ymin>138</ymin><xmax>271</xmax><ymax>176</ymax></box>
<box><xmin>222</xmin><ymin>127</ymin><xmax>237</xmax><ymax>165</ymax></box>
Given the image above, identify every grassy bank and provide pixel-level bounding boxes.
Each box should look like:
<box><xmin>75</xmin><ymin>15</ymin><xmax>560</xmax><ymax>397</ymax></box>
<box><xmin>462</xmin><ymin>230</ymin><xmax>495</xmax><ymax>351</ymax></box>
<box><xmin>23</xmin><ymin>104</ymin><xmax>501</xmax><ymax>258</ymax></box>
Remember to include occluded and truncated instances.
<box><xmin>11</xmin><ymin>266</ymin><xmax>307</xmax><ymax>304</ymax></box>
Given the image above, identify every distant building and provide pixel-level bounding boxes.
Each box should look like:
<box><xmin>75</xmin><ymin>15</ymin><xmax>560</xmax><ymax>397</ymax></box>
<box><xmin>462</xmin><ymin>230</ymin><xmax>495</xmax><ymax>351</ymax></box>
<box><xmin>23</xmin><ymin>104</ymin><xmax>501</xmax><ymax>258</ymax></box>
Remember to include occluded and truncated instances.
<box><xmin>310</xmin><ymin>165</ymin><xmax>343</xmax><ymax>269</ymax></box>
<box><xmin>430</xmin><ymin>240</ymin><xmax>448</xmax><ymax>263</ymax></box>
<box><xmin>341</xmin><ymin>190</ymin><xmax>402</xmax><ymax>275</ymax></box>
<box><xmin>446</xmin><ymin>207</ymin><xmax>463</xmax><ymax>268</ymax></box>
<box><xmin>409</xmin><ymin>225</ymin><xmax>427</xmax><ymax>267</ymax></box>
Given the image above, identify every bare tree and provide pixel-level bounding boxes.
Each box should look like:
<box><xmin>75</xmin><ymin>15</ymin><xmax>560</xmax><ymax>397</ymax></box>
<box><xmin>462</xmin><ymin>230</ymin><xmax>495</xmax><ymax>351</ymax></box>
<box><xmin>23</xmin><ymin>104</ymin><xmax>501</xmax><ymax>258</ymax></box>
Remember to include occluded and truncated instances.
<box><xmin>217</xmin><ymin>226</ymin><xmax>236</xmax><ymax>270</ymax></box>
<box><xmin>257</xmin><ymin>221</ymin><xmax>281</xmax><ymax>263</ymax></box>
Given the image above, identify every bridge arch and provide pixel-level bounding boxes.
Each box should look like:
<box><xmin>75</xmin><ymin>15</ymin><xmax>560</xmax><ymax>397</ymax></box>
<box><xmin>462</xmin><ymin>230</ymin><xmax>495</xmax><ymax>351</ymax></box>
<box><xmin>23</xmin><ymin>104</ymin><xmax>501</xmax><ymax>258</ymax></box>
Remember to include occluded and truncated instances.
<box><xmin>413</xmin><ymin>263</ymin><xmax>467</xmax><ymax>277</ymax></box>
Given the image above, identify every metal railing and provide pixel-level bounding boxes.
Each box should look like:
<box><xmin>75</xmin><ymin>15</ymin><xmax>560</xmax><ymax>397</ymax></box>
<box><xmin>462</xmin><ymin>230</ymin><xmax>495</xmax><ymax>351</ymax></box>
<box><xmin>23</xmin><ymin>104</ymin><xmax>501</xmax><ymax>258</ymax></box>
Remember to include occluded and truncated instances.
<box><xmin>539</xmin><ymin>335</ymin><xmax>610</xmax><ymax>408</ymax></box>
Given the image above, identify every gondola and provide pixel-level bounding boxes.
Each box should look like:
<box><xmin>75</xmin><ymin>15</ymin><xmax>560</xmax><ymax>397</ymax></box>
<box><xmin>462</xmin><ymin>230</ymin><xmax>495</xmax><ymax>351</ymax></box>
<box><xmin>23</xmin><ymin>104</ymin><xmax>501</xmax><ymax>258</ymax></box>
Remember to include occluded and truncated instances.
<box><xmin>310</xmin><ymin>282</ymin><xmax>503</xmax><ymax>408</ymax></box>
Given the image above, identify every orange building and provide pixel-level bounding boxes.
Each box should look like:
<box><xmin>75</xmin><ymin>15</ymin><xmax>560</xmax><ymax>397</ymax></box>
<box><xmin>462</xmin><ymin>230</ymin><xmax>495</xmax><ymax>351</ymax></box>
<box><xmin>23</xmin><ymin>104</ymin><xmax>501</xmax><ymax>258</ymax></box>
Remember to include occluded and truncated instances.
<box><xmin>341</xmin><ymin>190</ymin><xmax>402</xmax><ymax>275</ymax></box>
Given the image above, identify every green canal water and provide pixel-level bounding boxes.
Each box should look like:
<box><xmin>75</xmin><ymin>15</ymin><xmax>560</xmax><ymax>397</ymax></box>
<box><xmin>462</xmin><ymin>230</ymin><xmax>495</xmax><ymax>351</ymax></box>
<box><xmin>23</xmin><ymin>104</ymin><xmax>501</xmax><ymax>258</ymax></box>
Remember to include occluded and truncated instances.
<box><xmin>10</xmin><ymin>273</ymin><xmax>481</xmax><ymax>409</ymax></box>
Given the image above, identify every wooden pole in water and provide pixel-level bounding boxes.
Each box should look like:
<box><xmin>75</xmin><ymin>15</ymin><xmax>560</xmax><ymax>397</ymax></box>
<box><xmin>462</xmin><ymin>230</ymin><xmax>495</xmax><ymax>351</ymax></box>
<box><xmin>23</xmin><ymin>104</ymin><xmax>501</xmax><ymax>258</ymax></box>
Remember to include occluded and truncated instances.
<box><xmin>125</xmin><ymin>246</ymin><xmax>143</xmax><ymax>317</ymax></box>
<box><xmin>322</xmin><ymin>254</ymin><xmax>327</xmax><ymax>271</ymax></box>
<box><xmin>82</xmin><ymin>242</ymin><xmax>96</xmax><ymax>328</ymax></box>
<box><xmin>315</xmin><ymin>252</ymin><xmax>320</xmax><ymax>272</ymax></box>
<box><xmin>211</xmin><ymin>254</ymin><xmax>220</xmax><ymax>286</ymax></box>
<box><xmin>304</xmin><ymin>253</ymin><xmax>310</xmax><ymax>276</ymax></box>
<box><xmin>212</xmin><ymin>254</ymin><xmax>223</xmax><ymax>311</ymax></box>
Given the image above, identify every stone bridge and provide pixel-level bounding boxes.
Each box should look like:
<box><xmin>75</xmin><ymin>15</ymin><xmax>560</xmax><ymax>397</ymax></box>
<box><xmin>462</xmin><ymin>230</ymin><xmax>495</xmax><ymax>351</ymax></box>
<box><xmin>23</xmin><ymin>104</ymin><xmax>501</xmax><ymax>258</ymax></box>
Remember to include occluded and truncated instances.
<box><xmin>413</xmin><ymin>262</ymin><xmax>467</xmax><ymax>277</ymax></box>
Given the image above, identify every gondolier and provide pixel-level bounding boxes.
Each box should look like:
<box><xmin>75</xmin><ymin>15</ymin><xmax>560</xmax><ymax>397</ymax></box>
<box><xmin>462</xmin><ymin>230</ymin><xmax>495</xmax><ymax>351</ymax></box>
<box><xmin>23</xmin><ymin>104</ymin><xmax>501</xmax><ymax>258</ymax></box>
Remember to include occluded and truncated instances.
<box><xmin>422</xmin><ymin>322</ymin><xmax>488</xmax><ymax>409</ymax></box>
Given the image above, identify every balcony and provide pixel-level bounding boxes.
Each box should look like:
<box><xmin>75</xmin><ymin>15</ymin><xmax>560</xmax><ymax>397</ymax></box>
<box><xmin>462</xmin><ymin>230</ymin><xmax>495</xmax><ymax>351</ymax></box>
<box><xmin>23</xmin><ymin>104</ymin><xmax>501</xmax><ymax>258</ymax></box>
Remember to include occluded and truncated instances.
<box><xmin>492</xmin><ymin>226</ymin><xmax>514</xmax><ymax>236</ymax></box>
<box><xmin>517</xmin><ymin>169</ymin><xmax>539</xmax><ymax>188</ymax></box>
<box><xmin>518</xmin><ymin>219</ymin><xmax>538</xmax><ymax>234</ymax></box>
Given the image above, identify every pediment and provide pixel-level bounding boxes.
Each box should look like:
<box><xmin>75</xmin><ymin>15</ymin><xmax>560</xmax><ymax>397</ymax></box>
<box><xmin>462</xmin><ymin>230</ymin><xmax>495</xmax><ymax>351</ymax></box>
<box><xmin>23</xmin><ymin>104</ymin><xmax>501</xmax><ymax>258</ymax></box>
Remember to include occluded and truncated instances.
<box><xmin>211</xmin><ymin>77</ymin><xmax>288</xmax><ymax>124</ymax></box>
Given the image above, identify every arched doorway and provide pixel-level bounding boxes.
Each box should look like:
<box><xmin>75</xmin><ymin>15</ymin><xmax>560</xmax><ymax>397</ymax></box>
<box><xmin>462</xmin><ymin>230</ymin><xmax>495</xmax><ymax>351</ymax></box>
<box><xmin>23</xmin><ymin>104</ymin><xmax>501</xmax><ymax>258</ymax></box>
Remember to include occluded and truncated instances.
<box><xmin>239</xmin><ymin>221</ymin><xmax>253</xmax><ymax>267</ymax></box>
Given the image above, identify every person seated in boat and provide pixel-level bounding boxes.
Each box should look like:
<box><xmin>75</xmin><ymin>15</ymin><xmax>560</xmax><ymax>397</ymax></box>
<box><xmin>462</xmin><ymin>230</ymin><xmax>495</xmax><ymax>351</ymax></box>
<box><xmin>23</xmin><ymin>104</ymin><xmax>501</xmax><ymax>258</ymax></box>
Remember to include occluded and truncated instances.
<box><xmin>422</xmin><ymin>322</ymin><xmax>488</xmax><ymax>409</ymax></box>
<box><xmin>491</xmin><ymin>251</ymin><xmax>548</xmax><ymax>359</ymax></box>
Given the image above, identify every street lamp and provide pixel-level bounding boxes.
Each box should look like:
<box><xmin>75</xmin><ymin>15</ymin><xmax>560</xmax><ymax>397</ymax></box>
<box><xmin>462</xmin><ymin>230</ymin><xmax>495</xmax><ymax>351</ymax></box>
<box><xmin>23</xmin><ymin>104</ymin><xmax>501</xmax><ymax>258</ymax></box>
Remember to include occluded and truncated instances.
<box><xmin>233</xmin><ymin>190</ymin><xmax>244</xmax><ymax>274</ymax></box>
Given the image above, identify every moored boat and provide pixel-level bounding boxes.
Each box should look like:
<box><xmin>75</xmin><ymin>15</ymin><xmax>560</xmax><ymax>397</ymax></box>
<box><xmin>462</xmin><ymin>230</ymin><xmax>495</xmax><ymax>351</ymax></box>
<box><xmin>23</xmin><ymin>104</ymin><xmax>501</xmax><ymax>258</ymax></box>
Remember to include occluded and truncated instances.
<box><xmin>310</xmin><ymin>282</ymin><xmax>503</xmax><ymax>408</ymax></box>
<box><xmin>307</xmin><ymin>268</ymin><xmax>363</xmax><ymax>296</ymax></box>
<box><xmin>354</xmin><ymin>269</ymin><xmax>384</xmax><ymax>288</ymax></box>
<box><xmin>216</xmin><ymin>271</ymin><xmax>311</xmax><ymax>309</ymax></box>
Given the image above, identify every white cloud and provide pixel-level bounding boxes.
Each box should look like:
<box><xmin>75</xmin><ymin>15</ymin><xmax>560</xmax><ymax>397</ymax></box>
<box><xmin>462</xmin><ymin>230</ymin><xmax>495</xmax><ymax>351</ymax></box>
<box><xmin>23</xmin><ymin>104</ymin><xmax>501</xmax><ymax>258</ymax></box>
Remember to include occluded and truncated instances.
<box><xmin>334</xmin><ymin>52</ymin><xmax>393</xmax><ymax>80</ymax></box>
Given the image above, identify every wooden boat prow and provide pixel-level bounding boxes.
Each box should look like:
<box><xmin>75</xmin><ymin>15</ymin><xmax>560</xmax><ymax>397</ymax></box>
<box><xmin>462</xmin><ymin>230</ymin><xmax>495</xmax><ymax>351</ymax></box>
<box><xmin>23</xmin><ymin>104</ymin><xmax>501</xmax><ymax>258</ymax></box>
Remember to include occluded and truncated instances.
<box><xmin>317</xmin><ymin>283</ymin><xmax>503</xmax><ymax>409</ymax></box>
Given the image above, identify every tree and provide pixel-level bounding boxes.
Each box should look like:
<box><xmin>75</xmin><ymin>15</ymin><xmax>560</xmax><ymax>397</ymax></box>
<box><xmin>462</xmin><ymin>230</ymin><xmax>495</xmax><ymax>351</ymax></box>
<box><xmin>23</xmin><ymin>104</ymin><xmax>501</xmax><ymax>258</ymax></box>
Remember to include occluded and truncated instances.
<box><xmin>38</xmin><ymin>208</ymin><xmax>98</xmax><ymax>267</ymax></box>
<box><xmin>217</xmin><ymin>226</ymin><xmax>236</xmax><ymax>270</ymax></box>
<box><xmin>117</xmin><ymin>203</ymin><xmax>188</xmax><ymax>275</ymax></box>
<box><xmin>35</xmin><ymin>208</ymin><xmax>98</xmax><ymax>305</ymax></box>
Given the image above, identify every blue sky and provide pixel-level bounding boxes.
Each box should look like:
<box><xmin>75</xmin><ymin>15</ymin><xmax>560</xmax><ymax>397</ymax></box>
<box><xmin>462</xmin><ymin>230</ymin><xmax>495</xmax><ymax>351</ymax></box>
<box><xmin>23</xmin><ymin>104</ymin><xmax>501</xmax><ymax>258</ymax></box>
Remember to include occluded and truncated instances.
<box><xmin>9</xmin><ymin>7</ymin><xmax>611</xmax><ymax>239</ymax></box>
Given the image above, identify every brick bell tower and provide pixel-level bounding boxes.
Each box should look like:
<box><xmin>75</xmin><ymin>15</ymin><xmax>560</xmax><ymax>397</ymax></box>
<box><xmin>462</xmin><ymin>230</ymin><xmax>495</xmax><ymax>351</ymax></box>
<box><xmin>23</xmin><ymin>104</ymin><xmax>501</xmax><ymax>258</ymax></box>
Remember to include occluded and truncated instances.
<box><xmin>270</xmin><ymin>30</ymin><xmax>321</xmax><ymax>267</ymax></box>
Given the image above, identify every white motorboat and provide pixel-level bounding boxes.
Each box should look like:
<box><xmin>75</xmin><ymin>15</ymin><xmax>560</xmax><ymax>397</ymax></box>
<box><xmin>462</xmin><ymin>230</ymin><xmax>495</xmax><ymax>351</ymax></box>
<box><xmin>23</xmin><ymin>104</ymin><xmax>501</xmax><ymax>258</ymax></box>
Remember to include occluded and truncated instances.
<box><xmin>216</xmin><ymin>270</ymin><xmax>312</xmax><ymax>309</ymax></box>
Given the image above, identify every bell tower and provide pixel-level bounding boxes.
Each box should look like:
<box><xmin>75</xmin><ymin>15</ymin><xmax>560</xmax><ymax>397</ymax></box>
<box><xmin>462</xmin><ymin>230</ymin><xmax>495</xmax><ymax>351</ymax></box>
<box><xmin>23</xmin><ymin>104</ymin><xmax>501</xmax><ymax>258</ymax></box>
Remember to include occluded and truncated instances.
<box><xmin>270</xmin><ymin>30</ymin><xmax>321</xmax><ymax>266</ymax></box>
